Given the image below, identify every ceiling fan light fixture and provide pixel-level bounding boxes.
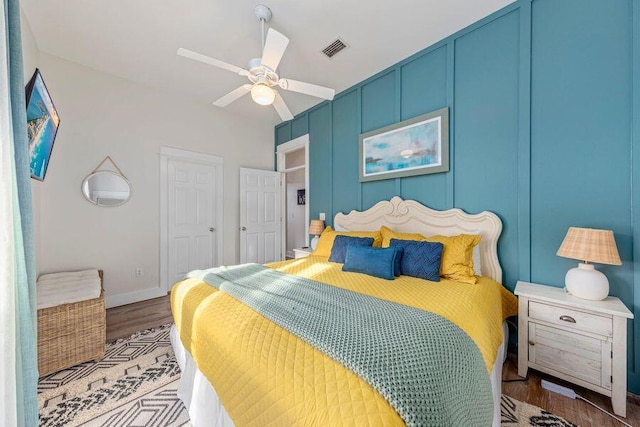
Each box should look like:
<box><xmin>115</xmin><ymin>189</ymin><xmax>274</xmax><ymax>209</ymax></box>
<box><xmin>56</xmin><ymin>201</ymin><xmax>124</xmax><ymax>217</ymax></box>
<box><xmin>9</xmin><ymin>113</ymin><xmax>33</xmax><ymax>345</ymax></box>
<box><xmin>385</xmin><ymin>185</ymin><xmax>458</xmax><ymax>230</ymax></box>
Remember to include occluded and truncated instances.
<box><xmin>251</xmin><ymin>84</ymin><xmax>276</xmax><ymax>105</ymax></box>
<box><xmin>177</xmin><ymin>5</ymin><xmax>334</xmax><ymax>121</ymax></box>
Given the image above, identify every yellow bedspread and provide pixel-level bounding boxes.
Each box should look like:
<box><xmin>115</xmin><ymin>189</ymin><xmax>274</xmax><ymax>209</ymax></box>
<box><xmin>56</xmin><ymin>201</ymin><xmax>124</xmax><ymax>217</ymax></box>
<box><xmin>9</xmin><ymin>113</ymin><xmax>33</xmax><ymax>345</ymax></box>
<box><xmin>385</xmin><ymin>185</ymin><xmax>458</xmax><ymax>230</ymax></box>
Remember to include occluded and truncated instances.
<box><xmin>171</xmin><ymin>256</ymin><xmax>518</xmax><ymax>426</ymax></box>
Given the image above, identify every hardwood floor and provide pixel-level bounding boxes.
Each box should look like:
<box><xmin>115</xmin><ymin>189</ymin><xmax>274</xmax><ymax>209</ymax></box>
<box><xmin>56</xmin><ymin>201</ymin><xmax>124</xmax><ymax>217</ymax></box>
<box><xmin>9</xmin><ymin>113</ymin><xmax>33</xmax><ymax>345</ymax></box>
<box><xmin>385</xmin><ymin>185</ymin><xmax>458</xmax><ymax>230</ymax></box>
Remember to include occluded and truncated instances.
<box><xmin>106</xmin><ymin>295</ymin><xmax>640</xmax><ymax>426</ymax></box>
<box><xmin>105</xmin><ymin>294</ymin><xmax>173</xmax><ymax>342</ymax></box>
<box><xmin>502</xmin><ymin>354</ymin><xmax>640</xmax><ymax>426</ymax></box>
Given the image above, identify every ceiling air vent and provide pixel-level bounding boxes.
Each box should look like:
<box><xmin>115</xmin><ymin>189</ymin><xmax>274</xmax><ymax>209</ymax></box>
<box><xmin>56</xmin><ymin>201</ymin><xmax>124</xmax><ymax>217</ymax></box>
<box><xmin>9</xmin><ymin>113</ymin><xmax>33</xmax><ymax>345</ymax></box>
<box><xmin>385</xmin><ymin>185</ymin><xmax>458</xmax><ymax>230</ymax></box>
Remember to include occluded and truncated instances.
<box><xmin>321</xmin><ymin>38</ymin><xmax>349</xmax><ymax>59</ymax></box>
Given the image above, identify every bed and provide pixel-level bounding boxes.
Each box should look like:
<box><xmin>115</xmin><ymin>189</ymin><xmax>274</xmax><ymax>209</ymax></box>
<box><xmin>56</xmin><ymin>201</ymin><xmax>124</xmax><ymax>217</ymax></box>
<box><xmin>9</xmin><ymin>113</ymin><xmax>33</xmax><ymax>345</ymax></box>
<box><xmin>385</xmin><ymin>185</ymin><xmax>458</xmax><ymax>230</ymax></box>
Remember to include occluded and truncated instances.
<box><xmin>170</xmin><ymin>197</ymin><xmax>518</xmax><ymax>426</ymax></box>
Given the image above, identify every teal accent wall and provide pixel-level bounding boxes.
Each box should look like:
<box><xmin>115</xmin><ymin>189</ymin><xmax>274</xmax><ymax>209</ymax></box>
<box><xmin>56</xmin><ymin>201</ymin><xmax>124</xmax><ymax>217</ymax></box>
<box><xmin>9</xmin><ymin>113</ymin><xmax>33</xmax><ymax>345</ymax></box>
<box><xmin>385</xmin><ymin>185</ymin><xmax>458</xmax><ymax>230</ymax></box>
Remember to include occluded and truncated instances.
<box><xmin>275</xmin><ymin>0</ymin><xmax>640</xmax><ymax>393</ymax></box>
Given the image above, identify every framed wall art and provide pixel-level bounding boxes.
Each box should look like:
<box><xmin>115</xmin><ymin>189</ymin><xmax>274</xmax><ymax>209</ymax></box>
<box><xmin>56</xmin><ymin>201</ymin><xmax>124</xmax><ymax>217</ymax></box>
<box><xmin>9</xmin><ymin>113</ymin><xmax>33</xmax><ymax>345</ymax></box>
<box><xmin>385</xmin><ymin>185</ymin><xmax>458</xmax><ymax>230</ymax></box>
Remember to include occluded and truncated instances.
<box><xmin>359</xmin><ymin>107</ymin><xmax>449</xmax><ymax>182</ymax></box>
<box><xmin>26</xmin><ymin>68</ymin><xmax>60</xmax><ymax>181</ymax></box>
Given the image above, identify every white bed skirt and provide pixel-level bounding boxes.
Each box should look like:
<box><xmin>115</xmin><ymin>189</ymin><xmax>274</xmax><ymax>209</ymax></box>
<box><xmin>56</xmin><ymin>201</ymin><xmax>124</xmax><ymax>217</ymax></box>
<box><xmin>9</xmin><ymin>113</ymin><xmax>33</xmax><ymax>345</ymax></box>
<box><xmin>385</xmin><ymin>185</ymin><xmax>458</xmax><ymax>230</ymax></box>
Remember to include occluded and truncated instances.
<box><xmin>171</xmin><ymin>322</ymin><xmax>509</xmax><ymax>427</ymax></box>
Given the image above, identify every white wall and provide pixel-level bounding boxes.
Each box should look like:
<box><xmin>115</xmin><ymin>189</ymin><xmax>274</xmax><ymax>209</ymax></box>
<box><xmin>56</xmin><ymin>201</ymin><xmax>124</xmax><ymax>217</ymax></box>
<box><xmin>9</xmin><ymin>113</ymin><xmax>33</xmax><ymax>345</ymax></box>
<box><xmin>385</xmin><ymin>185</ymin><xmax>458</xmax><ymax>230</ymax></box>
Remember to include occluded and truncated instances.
<box><xmin>34</xmin><ymin>53</ymin><xmax>274</xmax><ymax>307</ymax></box>
<box><xmin>20</xmin><ymin>10</ymin><xmax>38</xmax><ymax>96</ymax></box>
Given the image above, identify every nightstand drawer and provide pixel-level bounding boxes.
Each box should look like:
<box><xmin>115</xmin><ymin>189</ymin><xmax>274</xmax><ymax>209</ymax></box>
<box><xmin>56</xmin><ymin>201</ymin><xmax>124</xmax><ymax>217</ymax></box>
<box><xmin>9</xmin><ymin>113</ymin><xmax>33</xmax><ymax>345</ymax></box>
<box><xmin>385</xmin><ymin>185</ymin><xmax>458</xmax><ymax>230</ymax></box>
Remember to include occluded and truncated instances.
<box><xmin>529</xmin><ymin>300</ymin><xmax>612</xmax><ymax>337</ymax></box>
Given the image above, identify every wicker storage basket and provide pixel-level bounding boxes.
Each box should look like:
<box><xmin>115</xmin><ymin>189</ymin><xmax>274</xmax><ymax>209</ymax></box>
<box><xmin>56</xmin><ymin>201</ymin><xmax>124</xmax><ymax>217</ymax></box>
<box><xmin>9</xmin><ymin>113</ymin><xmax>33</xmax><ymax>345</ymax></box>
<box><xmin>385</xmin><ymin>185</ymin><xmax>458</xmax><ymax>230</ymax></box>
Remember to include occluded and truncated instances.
<box><xmin>37</xmin><ymin>270</ymin><xmax>106</xmax><ymax>376</ymax></box>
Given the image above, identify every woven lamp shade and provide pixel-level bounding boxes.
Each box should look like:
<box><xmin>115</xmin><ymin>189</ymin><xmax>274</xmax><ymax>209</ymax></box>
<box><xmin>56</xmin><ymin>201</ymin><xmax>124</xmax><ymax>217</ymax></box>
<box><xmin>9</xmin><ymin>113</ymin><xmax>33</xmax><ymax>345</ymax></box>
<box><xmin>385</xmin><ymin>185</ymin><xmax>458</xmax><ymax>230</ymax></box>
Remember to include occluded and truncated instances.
<box><xmin>557</xmin><ymin>227</ymin><xmax>621</xmax><ymax>266</ymax></box>
<box><xmin>309</xmin><ymin>219</ymin><xmax>325</xmax><ymax>235</ymax></box>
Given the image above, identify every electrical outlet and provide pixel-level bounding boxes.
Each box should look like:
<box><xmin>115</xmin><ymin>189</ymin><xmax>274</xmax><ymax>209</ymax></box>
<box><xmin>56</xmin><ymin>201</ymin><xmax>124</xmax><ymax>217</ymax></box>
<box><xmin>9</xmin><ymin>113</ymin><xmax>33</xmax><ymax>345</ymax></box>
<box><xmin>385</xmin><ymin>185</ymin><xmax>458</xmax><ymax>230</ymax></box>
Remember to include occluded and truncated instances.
<box><xmin>135</xmin><ymin>268</ymin><xmax>144</xmax><ymax>277</ymax></box>
<box><xmin>319</xmin><ymin>213</ymin><xmax>326</xmax><ymax>221</ymax></box>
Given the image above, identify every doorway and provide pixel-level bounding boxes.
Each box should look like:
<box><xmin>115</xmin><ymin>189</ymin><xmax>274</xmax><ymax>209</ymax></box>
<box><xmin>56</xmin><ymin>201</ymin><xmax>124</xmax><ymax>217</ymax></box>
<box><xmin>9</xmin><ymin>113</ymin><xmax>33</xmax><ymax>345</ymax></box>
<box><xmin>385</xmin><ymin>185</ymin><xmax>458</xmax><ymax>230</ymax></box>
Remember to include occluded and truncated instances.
<box><xmin>239</xmin><ymin>167</ymin><xmax>282</xmax><ymax>264</ymax></box>
<box><xmin>276</xmin><ymin>135</ymin><xmax>310</xmax><ymax>259</ymax></box>
<box><xmin>160</xmin><ymin>147</ymin><xmax>223</xmax><ymax>293</ymax></box>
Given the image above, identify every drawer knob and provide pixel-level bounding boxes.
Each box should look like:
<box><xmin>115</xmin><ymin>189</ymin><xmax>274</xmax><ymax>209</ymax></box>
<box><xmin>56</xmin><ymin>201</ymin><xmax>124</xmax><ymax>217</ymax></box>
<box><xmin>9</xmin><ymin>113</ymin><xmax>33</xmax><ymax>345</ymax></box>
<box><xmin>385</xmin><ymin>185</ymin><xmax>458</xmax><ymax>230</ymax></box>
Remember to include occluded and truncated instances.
<box><xmin>529</xmin><ymin>341</ymin><xmax>535</xmax><ymax>346</ymax></box>
<box><xmin>559</xmin><ymin>315</ymin><xmax>576</xmax><ymax>323</ymax></box>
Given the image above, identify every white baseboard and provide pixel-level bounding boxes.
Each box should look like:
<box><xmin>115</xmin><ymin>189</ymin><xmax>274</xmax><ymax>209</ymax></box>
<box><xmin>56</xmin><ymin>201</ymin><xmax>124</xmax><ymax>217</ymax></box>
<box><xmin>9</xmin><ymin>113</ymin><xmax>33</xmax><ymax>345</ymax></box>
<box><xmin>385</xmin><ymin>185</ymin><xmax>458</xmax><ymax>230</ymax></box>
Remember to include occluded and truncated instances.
<box><xmin>105</xmin><ymin>286</ymin><xmax>167</xmax><ymax>309</ymax></box>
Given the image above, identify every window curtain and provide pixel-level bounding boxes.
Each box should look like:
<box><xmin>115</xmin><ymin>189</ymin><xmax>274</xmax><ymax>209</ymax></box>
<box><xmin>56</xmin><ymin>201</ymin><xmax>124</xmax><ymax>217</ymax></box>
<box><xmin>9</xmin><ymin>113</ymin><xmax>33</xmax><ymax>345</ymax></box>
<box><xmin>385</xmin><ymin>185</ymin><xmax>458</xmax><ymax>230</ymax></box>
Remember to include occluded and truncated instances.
<box><xmin>1</xmin><ymin>0</ymin><xmax>39</xmax><ymax>424</ymax></box>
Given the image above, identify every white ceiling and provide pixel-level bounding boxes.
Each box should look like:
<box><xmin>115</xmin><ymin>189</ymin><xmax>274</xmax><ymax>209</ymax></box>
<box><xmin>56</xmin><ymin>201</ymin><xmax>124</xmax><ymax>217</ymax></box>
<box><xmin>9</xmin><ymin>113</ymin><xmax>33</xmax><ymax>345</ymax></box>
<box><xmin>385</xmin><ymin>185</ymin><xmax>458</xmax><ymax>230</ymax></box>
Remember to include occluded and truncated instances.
<box><xmin>21</xmin><ymin>0</ymin><xmax>513</xmax><ymax>126</ymax></box>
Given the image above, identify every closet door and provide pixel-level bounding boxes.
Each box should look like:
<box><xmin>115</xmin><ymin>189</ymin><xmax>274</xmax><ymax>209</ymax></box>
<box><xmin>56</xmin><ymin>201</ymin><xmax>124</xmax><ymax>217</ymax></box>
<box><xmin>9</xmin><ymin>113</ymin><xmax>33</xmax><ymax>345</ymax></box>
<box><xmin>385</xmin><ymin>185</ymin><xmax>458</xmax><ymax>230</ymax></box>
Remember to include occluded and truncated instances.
<box><xmin>167</xmin><ymin>159</ymin><xmax>218</xmax><ymax>285</ymax></box>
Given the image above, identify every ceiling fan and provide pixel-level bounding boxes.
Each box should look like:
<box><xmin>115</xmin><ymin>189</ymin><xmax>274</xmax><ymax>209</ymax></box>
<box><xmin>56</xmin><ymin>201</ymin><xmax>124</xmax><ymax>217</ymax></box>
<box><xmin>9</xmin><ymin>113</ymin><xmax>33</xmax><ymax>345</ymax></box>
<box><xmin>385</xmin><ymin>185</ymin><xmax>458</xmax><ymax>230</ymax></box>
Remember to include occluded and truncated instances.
<box><xmin>177</xmin><ymin>4</ymin><xmax>335</xmax><ymax>121</ymax></box>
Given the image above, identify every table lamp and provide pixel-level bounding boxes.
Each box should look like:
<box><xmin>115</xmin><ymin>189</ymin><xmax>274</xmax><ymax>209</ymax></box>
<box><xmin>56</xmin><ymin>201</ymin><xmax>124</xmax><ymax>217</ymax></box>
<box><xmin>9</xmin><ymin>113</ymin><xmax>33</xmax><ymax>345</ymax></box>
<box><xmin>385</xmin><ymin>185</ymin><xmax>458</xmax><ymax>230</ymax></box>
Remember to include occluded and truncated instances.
<box><xmin>309</xmin><ymin>219</ymin><xmax>325</xmax><ymax>251</ymax></box>
<box><xmin>556</xmin><ymin>227</ymin><xmax>622</xmax><ymax>301</ymax></box>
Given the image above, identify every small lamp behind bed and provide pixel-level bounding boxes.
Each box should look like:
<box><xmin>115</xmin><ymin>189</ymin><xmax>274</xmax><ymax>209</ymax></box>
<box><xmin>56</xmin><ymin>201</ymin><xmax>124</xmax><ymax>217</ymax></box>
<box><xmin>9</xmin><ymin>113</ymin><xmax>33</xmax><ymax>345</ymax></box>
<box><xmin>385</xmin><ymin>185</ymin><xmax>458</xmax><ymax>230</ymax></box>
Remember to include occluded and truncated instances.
<box><xmin>309</xmin><ymin>219</ymin><xmax>325</xmax><ymax>251</ymax></box>
<box><xmin>556</xmin><ymin>227</ymin><xmax>621</xmax><ymax>301</ymax></box>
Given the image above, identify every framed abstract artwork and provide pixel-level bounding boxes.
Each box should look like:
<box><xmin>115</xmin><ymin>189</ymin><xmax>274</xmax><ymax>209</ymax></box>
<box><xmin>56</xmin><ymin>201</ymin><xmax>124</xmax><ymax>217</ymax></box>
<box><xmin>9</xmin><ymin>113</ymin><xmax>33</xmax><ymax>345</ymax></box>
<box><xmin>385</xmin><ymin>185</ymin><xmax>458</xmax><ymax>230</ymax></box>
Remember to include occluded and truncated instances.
<box><xmin>359</xmin><ymin>107</ymin><xmax>449</xmax><ymax>182</ymax></box>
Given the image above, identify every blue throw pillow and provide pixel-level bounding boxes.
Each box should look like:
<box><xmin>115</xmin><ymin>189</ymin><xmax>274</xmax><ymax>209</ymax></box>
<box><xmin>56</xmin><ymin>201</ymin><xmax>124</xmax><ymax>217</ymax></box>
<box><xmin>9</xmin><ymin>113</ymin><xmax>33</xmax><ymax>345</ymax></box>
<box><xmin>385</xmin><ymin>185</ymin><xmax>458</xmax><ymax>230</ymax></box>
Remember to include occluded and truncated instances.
<box><xmin>389</xmin><ymin>238</ymin><xmax>443</xmax><ymax>282</ymax></box>
<box><xmin>342</xmin><ymin>246</ymin><xmax>397</xmax><ymax>280</ymax></box>
<box><xmin>329</xmin><ymin>235</ymin><xmax>374</xmax><ymax>263</ymax></box>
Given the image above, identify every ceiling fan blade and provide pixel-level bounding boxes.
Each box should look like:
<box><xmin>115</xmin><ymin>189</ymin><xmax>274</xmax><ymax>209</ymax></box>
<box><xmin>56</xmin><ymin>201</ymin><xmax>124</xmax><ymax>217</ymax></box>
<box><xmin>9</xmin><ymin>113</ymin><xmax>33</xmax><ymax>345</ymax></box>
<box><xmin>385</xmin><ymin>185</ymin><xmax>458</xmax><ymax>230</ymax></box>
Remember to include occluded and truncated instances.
<box><xmin>279</xmin><ymin>78</ymin><xmax>335</xmax><ymax>100</ymax></box>
<box><xmin>177</xmin><ymin>48</ymin><xmax>248</xmax><ymax>76</ymax></box>
<box><xmin>272</xmin><ymin>92</ymin><xmax>294</xmax><ymax>121</ymax></box>
<box><xmin>261</xmin><ymin>28</ymin><xmax>289</xmax><ymax>71</ymax></box>
<box><xmin>213</xmin><ymin>85</ymin><xmax>251</xmax><ymax>107</ymax></box>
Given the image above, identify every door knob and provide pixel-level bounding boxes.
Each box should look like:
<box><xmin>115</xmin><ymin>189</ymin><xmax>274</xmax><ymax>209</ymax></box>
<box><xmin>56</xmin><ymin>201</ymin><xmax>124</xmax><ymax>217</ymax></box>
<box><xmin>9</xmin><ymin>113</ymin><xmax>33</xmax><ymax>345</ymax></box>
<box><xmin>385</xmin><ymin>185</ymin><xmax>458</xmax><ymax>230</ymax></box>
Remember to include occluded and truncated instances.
<box><xmin>240</xmin><ymin>226</ymin><xmax>247</xmax><ymax>231</ymax></box>
<box><xmin>209</xmin><ymin>227</ymin><xmax>215</xmax><ymax>232</ymax></box>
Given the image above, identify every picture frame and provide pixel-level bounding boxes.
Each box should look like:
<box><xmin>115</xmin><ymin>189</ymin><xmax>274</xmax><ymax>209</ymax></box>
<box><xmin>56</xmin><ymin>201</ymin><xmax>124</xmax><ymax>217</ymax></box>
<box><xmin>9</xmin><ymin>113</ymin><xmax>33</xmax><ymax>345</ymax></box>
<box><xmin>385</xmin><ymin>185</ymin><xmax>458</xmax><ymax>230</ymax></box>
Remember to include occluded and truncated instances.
<box><xmin>359</xmin><ymin>107</ymin><xmax>449</xmax><ymax>182</ymax></box>
<box><xmin>297</xmin><ymin>189</ymin><xmax>306</xmax><ymax>205</ymax></box>
<box><xmin>25</xmin><ymin>68</ymin><xmax>60</xmax><ymax>181</ymax></box>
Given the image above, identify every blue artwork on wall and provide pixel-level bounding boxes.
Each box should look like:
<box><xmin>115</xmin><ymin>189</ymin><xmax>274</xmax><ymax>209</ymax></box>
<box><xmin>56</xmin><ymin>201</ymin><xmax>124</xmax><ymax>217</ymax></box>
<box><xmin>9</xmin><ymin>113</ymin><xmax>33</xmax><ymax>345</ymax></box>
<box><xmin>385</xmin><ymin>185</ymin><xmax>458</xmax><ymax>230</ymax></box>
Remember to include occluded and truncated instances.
<box><xmin>26</xmin><ymin>69</ymin><xmax>60</xmax><ymax>181</ymax></box>
<box><xmin>360</xmin><ymin>108</ymin><xmax>449</xmax><ymax>182</ymax></box>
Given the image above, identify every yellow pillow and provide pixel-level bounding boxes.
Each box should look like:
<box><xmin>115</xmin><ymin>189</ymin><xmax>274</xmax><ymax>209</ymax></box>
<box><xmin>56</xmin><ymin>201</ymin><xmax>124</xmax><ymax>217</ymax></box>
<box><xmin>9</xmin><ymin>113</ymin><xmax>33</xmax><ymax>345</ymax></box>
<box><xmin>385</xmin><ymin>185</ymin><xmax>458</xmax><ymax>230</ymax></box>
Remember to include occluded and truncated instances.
<box><xmin>313</xmin><ymin>226</ymin><xmax>382</xmax><ymax>257</ymax></box>
<box><xmin>426</xmin><ymin>234</ymin><xmax>481</xmax><ymax>284</ymax></box>
<box><xmin>380</xmin><ymin>225</ymin><xmax>427</xmax><ymax>247</ymax></box>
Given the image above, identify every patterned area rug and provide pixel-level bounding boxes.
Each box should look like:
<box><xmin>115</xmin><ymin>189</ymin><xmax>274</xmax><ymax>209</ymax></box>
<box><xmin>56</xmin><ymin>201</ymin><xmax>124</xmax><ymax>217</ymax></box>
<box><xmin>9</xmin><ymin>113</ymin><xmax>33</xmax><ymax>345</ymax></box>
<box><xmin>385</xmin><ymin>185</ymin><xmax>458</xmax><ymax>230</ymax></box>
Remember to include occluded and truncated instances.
<box><xmin>38</xmin><ymin>324</ymin><xmax>188</xmax><ymax>427</ymax></box>
<box><xmin>501</xmin><ymin>395</ymin><xmax>577</xmax><ymax>427</ymax></box>
<box><xmin>38</xmin><ymin>324</ymin><xmax>577</xmax><ymax>427</ymax></box>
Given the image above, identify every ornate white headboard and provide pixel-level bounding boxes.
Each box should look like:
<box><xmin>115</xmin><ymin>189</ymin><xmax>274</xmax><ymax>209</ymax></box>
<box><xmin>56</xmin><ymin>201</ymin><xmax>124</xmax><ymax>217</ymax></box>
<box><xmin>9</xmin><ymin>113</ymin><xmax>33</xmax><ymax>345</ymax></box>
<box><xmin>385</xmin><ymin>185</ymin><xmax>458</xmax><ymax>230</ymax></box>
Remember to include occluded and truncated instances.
<box><xmin>333</xmin><ymin>197</ymin><xmax>503</xmax><ymax>283</ymax></box>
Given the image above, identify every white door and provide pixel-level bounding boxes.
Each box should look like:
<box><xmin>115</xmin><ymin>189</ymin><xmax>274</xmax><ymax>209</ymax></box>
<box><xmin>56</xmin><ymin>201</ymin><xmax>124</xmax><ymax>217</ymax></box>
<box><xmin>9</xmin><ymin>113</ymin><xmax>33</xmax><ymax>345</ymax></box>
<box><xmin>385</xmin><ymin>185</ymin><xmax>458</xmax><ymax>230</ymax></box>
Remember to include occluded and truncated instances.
<box><xmin>239</xmin><ymin>168</ymin><xmax>282</xmax><ymax>263</ymax></box>
<box><xmin>167</xmin><ymin>159</ymin><xmax>219</xmax><ymax>286</ymax></box>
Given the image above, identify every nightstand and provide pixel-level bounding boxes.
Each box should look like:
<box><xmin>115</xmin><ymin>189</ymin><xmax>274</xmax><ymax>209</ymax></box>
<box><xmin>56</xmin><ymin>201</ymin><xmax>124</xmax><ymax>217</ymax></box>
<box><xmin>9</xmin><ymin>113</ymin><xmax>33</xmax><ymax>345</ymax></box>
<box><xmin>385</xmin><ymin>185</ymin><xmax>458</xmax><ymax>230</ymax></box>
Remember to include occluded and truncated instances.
<box><xmin>515</xmin><ymin>281</ymin><xmax>633</xmax><ymax>417</ymax></box>
<box><xmin>293</xmin><ymin>247</ymin><xmax>312</xmax><ymax>259</ymax></box>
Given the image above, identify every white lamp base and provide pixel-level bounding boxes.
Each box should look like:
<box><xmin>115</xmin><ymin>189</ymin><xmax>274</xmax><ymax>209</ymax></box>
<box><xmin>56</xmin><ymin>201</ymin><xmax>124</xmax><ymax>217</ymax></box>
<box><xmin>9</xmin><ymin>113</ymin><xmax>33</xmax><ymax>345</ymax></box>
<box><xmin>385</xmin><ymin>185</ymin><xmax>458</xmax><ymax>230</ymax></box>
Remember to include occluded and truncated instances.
<box><xmin>310</xmin><ymin>235</ymin><xmax>320</xmax><ymax>251</ymax></box>
<box><xmin>565</xmin><ymin>263</ymin><xmax>609</xmax><ymax>301</ymax></box>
